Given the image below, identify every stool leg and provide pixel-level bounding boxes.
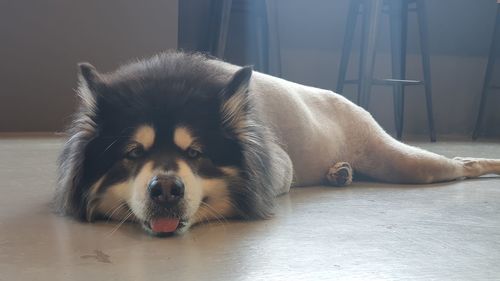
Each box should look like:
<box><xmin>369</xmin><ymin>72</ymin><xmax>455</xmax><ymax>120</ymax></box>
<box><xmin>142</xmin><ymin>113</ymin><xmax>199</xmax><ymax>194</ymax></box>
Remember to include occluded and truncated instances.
<box><xmin>255</xmin><ymin>4</ymin><xmax>268</xmax><ymax>73</ymax></box>
<box><xmin>208</xmin><ymin>0</ymin><xmax>219</xmax><ymax>54</ymax></box>
<box><xmin>265</xmin><ymin>0</ymin><xmax>282</xmax><ymax>77</ymax></box>
<box><xmin>337</xmin><ymin>0</ymin><xmax>361</xmax><ymax>95</ymax></box>
<box><xmin>214</xmin><ymin>0</ymin><xmax>233</xmax><ymax>58</ymax></box>
<box><xmin>389</xmin><ymin>0</ymin><xmax>409</xmax><ymax>140</ymax></box>
<box><xmin>473</xmin><ymin>5</ymin><xmax>500</xmax><ymax>140</ymax></box>
<box><xmin>359</xmin><ymin>0</ymin><xmax>383</xmax><ymax>109</ymax></box>
<box><xmin>416</xmin><ymin>0</ymin><xmax>436</xmax><ymax>142</ymax></box>
<box><xmin>357</xmin><ymin>1</ymin><xmax>368</xmax><ymax>105</ymax></box>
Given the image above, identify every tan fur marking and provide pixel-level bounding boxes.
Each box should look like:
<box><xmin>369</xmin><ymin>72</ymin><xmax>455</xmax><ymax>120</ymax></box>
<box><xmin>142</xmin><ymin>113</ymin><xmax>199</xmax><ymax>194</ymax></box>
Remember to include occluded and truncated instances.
<box><xmin>192</xmin><ymin>178</ymin><xmax>234</xmax><ymax>225</ymax></box>
<box><xmin>89</xmin><ymin>176</ymin><xmax>106</xmax><ymax>196</ymax></box>
<box><xmin>220</xmin><ymin>167</ymin><xmax>239</xmax><ymax>176</ymax></box>
<box><xmin>88</xmin><ymin>175</ymin><xmax>132</xmax><ymax>221</ymax></box>
<box><xmin>173</xmin><ymin>127</ymin><xmax>194</xmax><ymax>150</ymax></box>
<box><xmin>133</xmin><ymin>125</ymin><xmax>156</xmax><ymax>150</ymax></box>
<box><xmin>176</xmin><ymin>160</ymin><xmax>203</xmax><ymax>218</ymax></box>
<box><xmin>95</xmin><ymin>181</ymin><xmax>132</xmax><ymax>221</ymax></box>
<box><xmin>130</xmin><ymin>161</ymin><xmax>155</xmax><ymax>221</ymax></box>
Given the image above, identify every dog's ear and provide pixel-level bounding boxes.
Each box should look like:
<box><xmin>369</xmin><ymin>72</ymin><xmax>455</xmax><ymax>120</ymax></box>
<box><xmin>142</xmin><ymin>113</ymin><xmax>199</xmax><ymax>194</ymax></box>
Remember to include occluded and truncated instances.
<box><xmin>220</xmin><ymin>66</ymin><xmax>253</xmax><ymax>135</ymax></box>
<box><xmin>77</xmin><ymin>62</ymin><xmax>105</xmax><ymax>110</ymax></box>
<box><xmin>220</xmin><ymin>66</ymin><xmax>253</xmax><ymax>100</ymax></box>
<box><xmin>78</xmin><ymin>62</ymin><xmax>102</xmax><ymax>90</ymax></box>
<box><xmin>54</xmin><ymin>62</ymin><xmax>103</xmax><ymax>221</ymax></box>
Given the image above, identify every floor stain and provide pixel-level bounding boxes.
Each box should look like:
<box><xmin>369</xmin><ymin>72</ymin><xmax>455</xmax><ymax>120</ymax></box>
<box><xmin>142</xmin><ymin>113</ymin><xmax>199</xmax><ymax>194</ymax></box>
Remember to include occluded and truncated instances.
<box><xmin>80</xmin><ymin>250</ymin><xmax>112</xmax><ymax>264</ymax></box>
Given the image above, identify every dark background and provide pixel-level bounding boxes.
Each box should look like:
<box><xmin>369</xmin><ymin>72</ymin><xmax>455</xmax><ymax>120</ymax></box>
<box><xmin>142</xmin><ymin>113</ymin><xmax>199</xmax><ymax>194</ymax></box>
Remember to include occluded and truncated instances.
<box><xmin>1</xmin><ymin>0</ymin><xmax>499</xmax><ymax>138</ymax></box>
<box><xmin>0</xmin><ymin>0</ymin><xmax>178</xmax><ymax>132</ymax></box>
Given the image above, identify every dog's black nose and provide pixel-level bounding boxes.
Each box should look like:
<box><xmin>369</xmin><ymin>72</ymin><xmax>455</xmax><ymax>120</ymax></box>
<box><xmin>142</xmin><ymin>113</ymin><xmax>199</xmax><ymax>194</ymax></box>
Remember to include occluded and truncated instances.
<box><xmin>147</xmin><ymin>175</ymin><xmax>185</xmax><ymax>206</ymax></box>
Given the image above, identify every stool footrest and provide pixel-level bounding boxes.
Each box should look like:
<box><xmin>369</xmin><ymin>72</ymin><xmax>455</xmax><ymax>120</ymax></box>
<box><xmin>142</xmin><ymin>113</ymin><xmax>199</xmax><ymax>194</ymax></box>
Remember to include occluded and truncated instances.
<box><xmin>374</xmin><ymin>78</ymin><xmax>423</xmax><ymax>86</ymax></box>
<box><xmin>343</xmin><ymin>78</ymin><xmax>423</xmax><ymax>86</ymax></box>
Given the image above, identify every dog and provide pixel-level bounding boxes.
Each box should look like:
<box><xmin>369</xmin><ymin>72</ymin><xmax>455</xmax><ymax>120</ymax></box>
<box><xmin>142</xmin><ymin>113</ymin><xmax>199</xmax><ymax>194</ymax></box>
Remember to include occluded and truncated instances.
<box><xmin>55</xmin><ymin>51</ymin><xmax>500</xmax><ymax>236</ymax></box>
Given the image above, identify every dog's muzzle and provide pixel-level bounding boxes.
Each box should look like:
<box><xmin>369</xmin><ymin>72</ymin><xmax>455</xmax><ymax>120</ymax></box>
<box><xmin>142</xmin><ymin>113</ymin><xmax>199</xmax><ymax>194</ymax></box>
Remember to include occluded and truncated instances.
<box><xmin>145</xmin><ymin>175</ymin><xmax>186</xmax><ymax>234</ymax></box>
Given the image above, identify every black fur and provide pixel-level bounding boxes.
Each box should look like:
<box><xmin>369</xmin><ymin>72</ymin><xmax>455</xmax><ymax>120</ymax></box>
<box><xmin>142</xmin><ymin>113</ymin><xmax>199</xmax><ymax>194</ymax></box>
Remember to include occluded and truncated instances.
<box><xmin>55</xmin><ymin>51</ymin><xmax>278</xmax><ymax>222</ymax></box>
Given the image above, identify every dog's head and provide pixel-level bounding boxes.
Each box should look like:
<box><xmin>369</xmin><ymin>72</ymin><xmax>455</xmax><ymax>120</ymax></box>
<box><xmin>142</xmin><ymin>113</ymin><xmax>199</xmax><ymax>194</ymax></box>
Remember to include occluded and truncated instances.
<box><xmin>55</xmin><ymin>52</ymin><xmax>275</xmax><ymax>236</ymax></box>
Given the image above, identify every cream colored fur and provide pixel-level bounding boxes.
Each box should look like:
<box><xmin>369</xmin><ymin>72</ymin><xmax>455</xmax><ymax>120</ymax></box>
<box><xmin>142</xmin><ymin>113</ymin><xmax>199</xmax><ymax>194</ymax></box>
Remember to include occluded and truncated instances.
<box><xmin>210</xmin><ymin>60</ymin><xmax>500</xmax><ymax>189</ymax></box>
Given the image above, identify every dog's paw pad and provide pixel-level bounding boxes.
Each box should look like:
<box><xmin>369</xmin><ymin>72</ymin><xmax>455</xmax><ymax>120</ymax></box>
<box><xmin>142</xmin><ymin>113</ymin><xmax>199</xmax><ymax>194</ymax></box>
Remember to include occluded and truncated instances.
<box><xmin>326</xmin><ymin>162</ymin><xmax>353</xmax><ymax>187</ymax></box>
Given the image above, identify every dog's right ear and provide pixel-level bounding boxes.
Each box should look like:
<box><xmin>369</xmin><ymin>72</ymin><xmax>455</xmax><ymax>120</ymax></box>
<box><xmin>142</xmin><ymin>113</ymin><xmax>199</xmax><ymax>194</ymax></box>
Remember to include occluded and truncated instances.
<box><xmin>78</xmin><ymin>62</ymin><xmax>102</xmax><ymax>90</ymax></box>
<box><xmin>77</xmin><ymin>62</ymin><xmax>104</xmax><ymax>109</ymax></box>
<box><xmin>53</xmin><ymin>63</ymin><xmax>103</xmax><ymax>220</ymax></box>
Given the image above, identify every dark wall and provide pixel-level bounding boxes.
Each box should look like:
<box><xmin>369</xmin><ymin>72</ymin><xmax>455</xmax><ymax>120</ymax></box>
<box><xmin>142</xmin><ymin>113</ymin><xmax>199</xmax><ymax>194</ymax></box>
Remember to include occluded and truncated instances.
<box><xmin>0</xmin><ymin>0</ymin><xmax>178</xmax><ymax>132</ymax></box>
<box><xmin>179</xmin><ymin>0</ymin><xmax>500</xmax><ymax>138</ymax></box>
<box><xmin>2</xmin><ymin>0</ymin><xmax>498</xmax><ymax>137</ymax></box>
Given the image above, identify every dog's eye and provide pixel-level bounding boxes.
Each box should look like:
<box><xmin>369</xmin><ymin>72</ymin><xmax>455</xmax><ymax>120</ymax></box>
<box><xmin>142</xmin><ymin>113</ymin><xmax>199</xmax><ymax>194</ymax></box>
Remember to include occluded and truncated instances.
<box><xmin>187</xmin><ymin>147</ymin><xmax>202</xmax><ymax>159</ymax></box>
<box><xmin>126</xmin><ymin>146</ymin><xmax>146</xmax><ymax>159</ymax></box>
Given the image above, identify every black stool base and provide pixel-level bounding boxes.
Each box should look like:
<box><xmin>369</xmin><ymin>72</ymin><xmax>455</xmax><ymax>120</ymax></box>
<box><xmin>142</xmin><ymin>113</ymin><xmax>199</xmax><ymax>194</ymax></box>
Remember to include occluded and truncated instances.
<box><xmin>337</xmin><ymin>0</ymin><xmax>436</xmax><ymax>142</ymax></box>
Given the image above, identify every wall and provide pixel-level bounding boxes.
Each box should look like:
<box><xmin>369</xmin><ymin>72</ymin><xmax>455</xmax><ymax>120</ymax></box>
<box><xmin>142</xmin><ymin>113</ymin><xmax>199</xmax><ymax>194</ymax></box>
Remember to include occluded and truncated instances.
<box><xmin>180</xmin><ymin>0</ymin><xmax>500</xmax><ymax>138</ymax></box>
<box><xmin>2</xmin><ymin>0</ymin><xmax>498</xmax><ymax>137</ymax></box>
<box><xmin>0</xmin><ymin>0</ymin><xmax>178</xmax><ymax>132</ymax></box>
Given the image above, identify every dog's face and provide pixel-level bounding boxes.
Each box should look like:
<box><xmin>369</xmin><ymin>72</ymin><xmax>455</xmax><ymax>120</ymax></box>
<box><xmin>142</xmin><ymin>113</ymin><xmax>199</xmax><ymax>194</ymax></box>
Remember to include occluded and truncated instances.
<box><xmin>55</xmin><ymin>53</ymin><xmax>274</xmax><ymax>236</ymax></box>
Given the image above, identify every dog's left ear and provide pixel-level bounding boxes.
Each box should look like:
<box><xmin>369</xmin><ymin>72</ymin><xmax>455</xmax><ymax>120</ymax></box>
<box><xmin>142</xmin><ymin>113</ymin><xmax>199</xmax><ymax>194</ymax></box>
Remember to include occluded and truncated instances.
<box><xmin>220</xmin><ymin>66</ymin><xmax>253</xmax><ymax>100</ymax></box>
<box><xmin>220</xmin><ymin>66</ymin><xmax>253</xmax><ymax>134</ymax></box>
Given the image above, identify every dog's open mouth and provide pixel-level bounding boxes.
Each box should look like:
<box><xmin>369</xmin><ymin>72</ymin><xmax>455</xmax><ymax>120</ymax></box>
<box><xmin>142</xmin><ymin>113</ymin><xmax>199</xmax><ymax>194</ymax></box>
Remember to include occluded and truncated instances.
<box><xmin>142</xmin><ymin>218</ymin><xmax>189</xmax><ymax>236</ymax></box>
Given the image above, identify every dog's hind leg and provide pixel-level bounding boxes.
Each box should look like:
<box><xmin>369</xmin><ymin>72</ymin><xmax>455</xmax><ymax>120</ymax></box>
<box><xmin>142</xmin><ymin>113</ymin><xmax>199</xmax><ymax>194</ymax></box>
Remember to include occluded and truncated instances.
<box><xmin>452</xmin><ymin>157</ymin><xmax>500</xmax><ymax>178</ymax></box>
<box><xmin>355</xmin><ymin>137</ymin><xmax>500</xmax><ymax>184</ymax></box>
<box><xmin>326</xmin><ymin>162</ymin><xmax>353</xmax><ymax>186</ymax></box>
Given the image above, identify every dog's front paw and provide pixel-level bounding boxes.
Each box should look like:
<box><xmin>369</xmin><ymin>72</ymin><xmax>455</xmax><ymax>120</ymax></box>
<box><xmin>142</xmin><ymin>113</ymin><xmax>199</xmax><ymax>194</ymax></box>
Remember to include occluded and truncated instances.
<box><xmin>326</xmin><ymin>162</ymin><xmax>353</xmax><ymax>187</ymax></box>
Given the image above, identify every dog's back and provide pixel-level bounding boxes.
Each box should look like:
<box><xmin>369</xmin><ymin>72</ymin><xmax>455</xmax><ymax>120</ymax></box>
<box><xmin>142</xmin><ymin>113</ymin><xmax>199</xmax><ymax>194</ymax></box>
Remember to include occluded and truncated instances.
<box><xmin>209</xmin><ymin>57</ymin><xmax>500</xmax><ymax>186</ymax></box>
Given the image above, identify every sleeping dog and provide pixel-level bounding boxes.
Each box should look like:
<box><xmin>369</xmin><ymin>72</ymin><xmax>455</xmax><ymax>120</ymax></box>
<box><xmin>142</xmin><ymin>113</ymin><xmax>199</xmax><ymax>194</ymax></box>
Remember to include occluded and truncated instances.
<box><xmin>55</xmin><ymin>51</ymin><xmax>500</xmax><ymax>236</ymax></box>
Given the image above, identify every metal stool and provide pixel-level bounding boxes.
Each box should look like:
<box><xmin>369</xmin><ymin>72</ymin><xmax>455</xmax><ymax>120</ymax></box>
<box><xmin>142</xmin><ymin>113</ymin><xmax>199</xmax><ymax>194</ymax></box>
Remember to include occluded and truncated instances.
<box><xmin>472</xmin><ymin>3</ymin><xmax>500</xmax><ymax>140</ymax></box>
<box><xmin>337</xmin><ymin>0</ymin><xmax>436</xmax><ymax>142</ymax></box>
<box><xmin>208</xmin><ymin>0</ymin><xmax>281</xmax><ymax>76</ymax></box>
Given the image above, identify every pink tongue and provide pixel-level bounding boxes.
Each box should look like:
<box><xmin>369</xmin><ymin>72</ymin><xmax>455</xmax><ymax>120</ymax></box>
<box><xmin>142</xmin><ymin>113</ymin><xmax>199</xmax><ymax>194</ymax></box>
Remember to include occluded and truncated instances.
<box><xmin>151</xmin><ymin>218</ymin><xmax>180</xmax><ymax>233</ymax></box>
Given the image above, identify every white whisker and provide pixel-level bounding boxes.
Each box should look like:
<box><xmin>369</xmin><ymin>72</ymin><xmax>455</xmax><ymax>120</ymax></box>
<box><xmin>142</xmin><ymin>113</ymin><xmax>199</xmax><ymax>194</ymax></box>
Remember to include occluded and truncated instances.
<box><xmin>104</xmin><ymin>202</ymin><xmax>127</xmax><ymax>223</ymax></box>
<box><xmin>106</xmin><ymin>210</ymin><xmax>134</xmax><ymax>237</ymax></box>
<box><xmin>199</xmin><ymin>201</ymin><xmax>228</xmax><ymax>229</ymax></box>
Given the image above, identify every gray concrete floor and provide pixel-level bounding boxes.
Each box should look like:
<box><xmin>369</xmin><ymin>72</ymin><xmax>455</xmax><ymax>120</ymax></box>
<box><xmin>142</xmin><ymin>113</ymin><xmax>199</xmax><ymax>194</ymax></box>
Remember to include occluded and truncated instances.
<box><xmin>0</xmin><ymin>137</ymin><xmax>499</xmax><ymax>281</ymax></box>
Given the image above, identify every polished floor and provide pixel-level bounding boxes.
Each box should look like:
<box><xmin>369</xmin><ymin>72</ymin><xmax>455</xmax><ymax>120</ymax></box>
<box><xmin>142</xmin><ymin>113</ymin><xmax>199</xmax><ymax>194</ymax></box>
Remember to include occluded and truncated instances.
<box><xmin>0</xmin><ymin>137</ymin><xmax>499</xmax><ymax>281</ymax></box>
